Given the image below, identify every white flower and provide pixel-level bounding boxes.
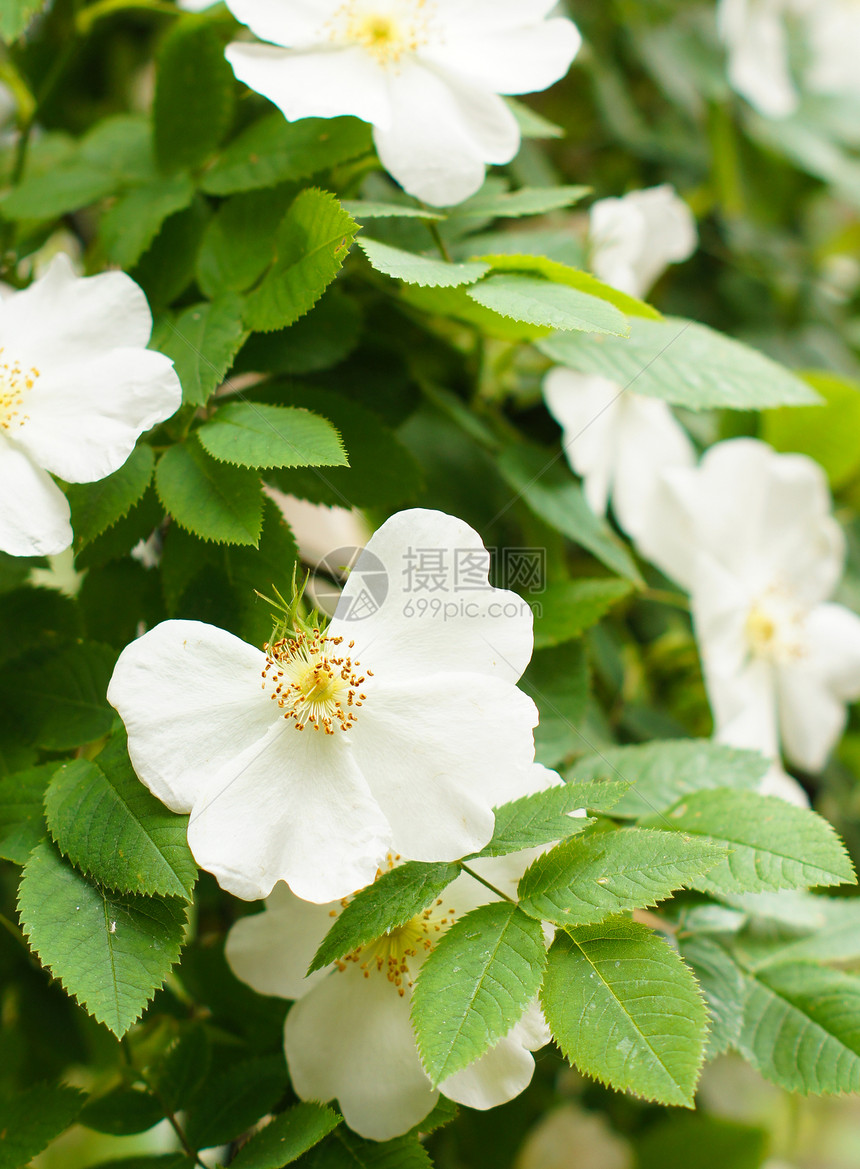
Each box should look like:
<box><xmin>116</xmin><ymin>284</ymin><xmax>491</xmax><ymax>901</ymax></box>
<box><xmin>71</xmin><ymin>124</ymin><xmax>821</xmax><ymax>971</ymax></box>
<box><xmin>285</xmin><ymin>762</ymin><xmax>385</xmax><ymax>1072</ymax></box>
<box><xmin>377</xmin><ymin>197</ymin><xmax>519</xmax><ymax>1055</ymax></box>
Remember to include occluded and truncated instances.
<box><xmin>588</xmin><ymin>185</ymin><xmax>698</xmax><ymax>301</ymax></box>
<box><xmin>0</xmin><ymin>255</ymin><xmax>181</xmax><ymax>558</ymax></box>
<box><xmin>638</xmin><ymin>438</ymin><xmax>860</xmax><ymax>786</ymax></box>
<box><xmin>223</xmin><ymin>0</ymin><xmax>581</xmax><ymax>206</ymax></box>
<box><xmin>542</xmin><ymin>185</ymin><xmax>696</xmax><ymax>541</ymax></box>
<box><xmin>225</xmin><ymin>766</ymin><xmax>564</xmax><ymax>1141</ymax></box>
<box><xmin>718</xmin><ymin>0</ymin><xmax>860</xmax><ymax>117</ymax></box>
<box><xmin>108</xmin><ymin>508</ymin><xmax>539</xmax><ymax>904</ymax></box>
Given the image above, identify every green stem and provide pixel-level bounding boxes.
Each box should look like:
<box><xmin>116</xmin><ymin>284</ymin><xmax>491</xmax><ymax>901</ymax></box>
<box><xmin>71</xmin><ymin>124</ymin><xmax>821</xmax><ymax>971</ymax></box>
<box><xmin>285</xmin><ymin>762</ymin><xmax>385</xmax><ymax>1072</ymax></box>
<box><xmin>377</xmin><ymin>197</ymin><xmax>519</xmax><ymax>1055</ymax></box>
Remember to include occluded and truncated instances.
<box><xmin>459</xmin><ymin>863</ymin><xmax>515</xmax><ymax>904</ymax></box>
<box><xmin>76</xmin><ymin>0</ymin><xmax>178</xmax><ymax>33</ymax></box>
<box><xmin>428</xmin><ymin>220</ymin><xmax>452</xmax><ymax>263</ymax></box>
<box><xmin>639</xmin><ymin>588</ymin><xmax>690</xmax><ymax>611</ymax></box>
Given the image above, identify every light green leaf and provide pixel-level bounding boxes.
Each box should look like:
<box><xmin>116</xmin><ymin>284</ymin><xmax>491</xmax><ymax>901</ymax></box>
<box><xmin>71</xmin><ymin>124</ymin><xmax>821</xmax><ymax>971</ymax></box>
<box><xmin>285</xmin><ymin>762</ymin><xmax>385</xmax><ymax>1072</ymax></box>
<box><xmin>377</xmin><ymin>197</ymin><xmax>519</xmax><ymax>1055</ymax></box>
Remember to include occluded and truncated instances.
<box><xmin>647</xmin><ymin>789</ymin><xmax>856</xmax><ymax>895</ymax></box>
<box><xmin>308</xmin><ymin>861</ymin><xmax>460</xmax><ymax>975</ymax></box>
<box><xmin>505</xmin><ymin>97</ymin><xmax>565</xmax><ymax>139</ymax></box>
<box><xmin>573</xmin><ymin>741</ymin><xmax>769</xmax><ymax>819</ymax></box>
<box><xmin>521</xmin><ymin>641</ymin><xmax>590</xmax><ymax>768</ymax></box>
<box><xmin>301</xmin><ymin>1130</ymin><xmax>432</xmax><ymax>1169</ymax></box>
<box><xmin>679</xmin><ymin>935</ymin><xmax>747</xmax><ymax>1058</ymax></box>
<box><xmin>230</xmin><ymin>1103</ymin><xmax>341</xmax><ymax>1169</ymax></box>
<box><xmin>153</xmin><ymin>18</ymin><xmax>234</xmax><ymax>174</ymax></box>
<box><xmin>541</xmin><ymin>919</ymin><xmax>708</xmax><ymax>1106</ymax></box>
<box><xmin>734</xmin><ymin>892</ymin><xmax>860</xmax><ymax>970</ymax></box>
<box><xmin>412</xmin><ymin>902</ymin><xmax>547</xmax><ymax>1084</ymax></box>
<box><xmin>401</xmin><ymin>283</ymin><xmax>551</xmax><ymax>342</ymax></box>
<box><xmin>18</xmin><ymin>842</ymin><xmax>187</xmax><ymax>1036</ymax></box>
<box><xmin>155</xmin><ymin>439</ymin><xmax>263</xmax><ymax>546</ymax></box>
<box><xmin>636</xmin><ymin>1114</ymin><xmax>768</xmax><ymax>1169</ymax></box>
<box><xmin>196</xmin><ymin>186</ymin><xmax>286</xmax><ymax>298</ymax></box>
<box><xmin>762</xmin><ymin>370</ymin><xmax>860</xmax><ymax>489</ymax></box>
<box><xmin>739</xmin><ymin>961</ymin><xmax>860</xmax><ymax>1094</ymax></box>
<box><xmin>243</xmin><ymin>189</ymin><xmax>358</xmax><ymax>332</ymax></box>
<box><xmin>0</xmin><ymin>0</ymin><xmax>47</xmax><ymax>41</ymax></box>
<box><xmin>0</xmin><ymin>762</ymin><xmax>51</xmax><ymax>863</ymax></box>
<box><xmin>538</xmin><ymin>317</ymin><xmax>821</xmax><ymax>410</ymax></box>
<box><xmin>475</xmin><ymin>782</ymin><xmax>610</xmax><ymax>858</ymax></box>
<box><xmin>198</xmin><ymin>402</ymin><xmax>347</xmax><ymax>471</ymax></box>
<box><xmin>201</xmin><ymin>114</ymin><xmax>372</xmax><ymax>195</ymax></box>
<box><xmin>498</xmin><ymin>444</ymin><xmax>642</xmax><ymax>582</ymax></box>
<box><xmin>454</xmin><ymin>186</ymin><xmax>588</xmax><ymax>220</ymax></box>
<box><xmin>152</xmin><ymin>297</ymin><xmax>247</xmax><ymax>409</ymax></box>
<box><xmin>68</xmin><ymin>444</ymin><xmax>155</xmax><ymax>549</ymax></box>
<box><xmin>534</xmin><ymin>578</ymin><xmax>634</xmax><ymax>649</ymax></box>
<box><xmin>0</xmin><ymin>1084</ymin><xmax>84</xmax><ymax>1169</ymax></box>
<box><xmin>44</xmin><ymin>736</ymin><xmax>197</xmax><ymax>898</ymax></box>
<box><xmin>477</xmin><ymin>252</ymin><xmax>658</xmax><ymax>320</ymax></box>
<box><xmin>518</xmin><ymin>827</ymin><xmax>727</xmax><ymax>926</ymax></box>
<box><xmin>100</xmin><ymin>174</ymin><xmax>195</xmax><ymax>268</ymax></box>
<box><xmin>468</xmin><ymin>275</ymin><xmax>629</xmax><ymax>335</ymax></box>
<box><xmin>358</xmin><ymin>238</ymin><xmax>489</xmax><ymax>288</ymax></box>
<box><xmin>341</xmin><ymin>200</ymin><xmax>446</xmax><ymax>220</ymax></box>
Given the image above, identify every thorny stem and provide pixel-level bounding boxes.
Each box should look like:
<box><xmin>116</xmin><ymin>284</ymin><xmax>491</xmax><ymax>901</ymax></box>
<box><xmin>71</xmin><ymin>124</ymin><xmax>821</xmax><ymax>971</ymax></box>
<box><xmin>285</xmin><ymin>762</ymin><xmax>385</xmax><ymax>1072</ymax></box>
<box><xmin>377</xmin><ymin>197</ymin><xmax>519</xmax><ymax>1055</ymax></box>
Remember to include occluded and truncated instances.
<box><xmin>459</xmin><ymin>863</ymin><xmax>516</xmax><ymax>904</ymax></box>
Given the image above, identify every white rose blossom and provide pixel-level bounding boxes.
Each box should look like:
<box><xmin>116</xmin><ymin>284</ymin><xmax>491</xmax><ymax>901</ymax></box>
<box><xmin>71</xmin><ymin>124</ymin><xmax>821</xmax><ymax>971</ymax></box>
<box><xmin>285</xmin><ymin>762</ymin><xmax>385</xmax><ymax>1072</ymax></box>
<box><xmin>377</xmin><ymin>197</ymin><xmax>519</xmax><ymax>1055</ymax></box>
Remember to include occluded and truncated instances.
<box><xmin>108</xmin><ymin>508</ymin><xmax>539</xmax><ymax>904</ymax></box>
<box><xmin>638</xmin><ymin>438</ymin><xmax>860</xmax><ymax>800</ymax></box>
<box><xmin>542</xmin><ymin>185</ymin><xmax>697</xmax><ymax>541</ymax></box>
<box><xmin>225</xmin><ymin>765</ymin><xmax>570</xmax><ymax>1141</ymax></box>
<box><xmin>222</xmin><ymin>0</ymin><xmax>582</xmax><ymax>207</ymax></box>
<box><xmin>0</xmin><ymin>255</ymin><xmax>181</xmax><ymax>558</ymax></box>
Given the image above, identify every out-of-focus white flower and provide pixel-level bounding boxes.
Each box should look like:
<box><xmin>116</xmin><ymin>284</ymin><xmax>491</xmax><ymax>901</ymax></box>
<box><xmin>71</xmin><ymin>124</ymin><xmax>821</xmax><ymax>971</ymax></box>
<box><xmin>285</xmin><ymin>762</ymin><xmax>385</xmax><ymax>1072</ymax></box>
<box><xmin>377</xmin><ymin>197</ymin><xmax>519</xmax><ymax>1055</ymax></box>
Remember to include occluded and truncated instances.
<box><xmin>718</xmin><ymin>0</ymin><xmax>860</xmax><ymax>118</ymax></box>
<box><xmin>223</xmin><ymin>0</ymin><xmax>581</xmax><ymax>206</ymax></box>
<box><xmin>226</xmin><ymin>765</ymin><xmax>565</xmax><ymax>1141</ymax></box>
<box><xmin>265</xmin><ymin>487</ymin><xmax>370</xmax><ymax>568</ymax></box>
<box><xmin>0</xmin><ymin>256</ymin><xmax>181</xmax><ymax>558</ymax></box>
<box><xmin>638</xmin><ymin>438</ymin><xmax>860</xmax><ymax>792</ymax></box>
<box><xmin>542</xmin><ymin>184</ymin><xmax>696</xmax><ymax>540</ymax></box>
<box><xmin>588</xmin><ymin>185</ymin><xmax>698</xmax><ymax>301</ymax></box>
<box><xmin>108</xmin><ymin>508</ymin><xmax>539</xmax><ymax>904</ymax></box>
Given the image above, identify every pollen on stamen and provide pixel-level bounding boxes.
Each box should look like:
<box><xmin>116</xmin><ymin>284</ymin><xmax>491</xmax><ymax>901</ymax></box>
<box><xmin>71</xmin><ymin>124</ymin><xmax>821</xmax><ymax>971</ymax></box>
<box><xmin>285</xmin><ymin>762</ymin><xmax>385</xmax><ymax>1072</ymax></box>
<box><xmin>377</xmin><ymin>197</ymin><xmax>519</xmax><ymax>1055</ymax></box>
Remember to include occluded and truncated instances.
<box><xmin>0</xmin><ymin>347</ymin><xmax>39</xmax><ymax>432</ymax></box>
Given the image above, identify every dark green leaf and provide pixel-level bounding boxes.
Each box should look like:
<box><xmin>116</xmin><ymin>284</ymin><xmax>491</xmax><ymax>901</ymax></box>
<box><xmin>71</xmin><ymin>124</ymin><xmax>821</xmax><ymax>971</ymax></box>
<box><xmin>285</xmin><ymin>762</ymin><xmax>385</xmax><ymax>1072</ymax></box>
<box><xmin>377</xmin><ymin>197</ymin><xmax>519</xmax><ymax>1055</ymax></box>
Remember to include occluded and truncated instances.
<box><xmin>196</xmin><ymin>186</ymin><xmax>287</xmax><ymax>298</ymax></box>
<box><xmin>79</xmin><ymin>1086</ymin><xmax>164</xmax><ymax>1136</ymax></box>
<box><xmin>534</xmin><ymin>578</ymin><xmax>633</xmax><ymax>649</ymax></box>
<box><xmin>151</xmin><ymin>1023</ymin><xmax>212</xmax><ymax>1113</ymax></box>
<box><xmin>198</xmin><ymin>402</ymin><xmax>348</xmax><ymax>470</ymax></box>
<box><xmin>636</xmin><ymin>1114</ymin><xmax>768</xmax><ymax>1169</ymax></box>
<box><xmin>155</xmin><ymin>438</ymin><xmax>263</xmax><ymax>546</ymax></box>
<box><xmin>236</xmin><ymin>288</ymin><xmax>361</xmax><ymax>376</ymax></box>
<box><xmin>100</xmin><ymin>174</ymin><xmax>195</xmax><ymax>268</ymax></box>
<box><xmin>154</xmin><ymin>19</ymin><xmax>235</xmax><ymax>174</ymax></box>
<box><xmin>521</xmin><ymin>641</ymin><xmax>590</xmax><ymax>768</ymax></box>
<box><xmin>679</xmin><ymin>935</ymin><xmax>747</xmax><ymax>1058</ymax></box>
<box><xmin>152</xmin><ymin>296</ymin><xmax>248</xmax><ymax>408</ymax></box>
<box><xmin>230</xmin><ymin>1103</ymin><xmax>342</xmax><ymax>1169</ymax></box>
<box><xmin>68</xmin><ymin>444</ymin><xmax>155</xmax><ymax>549</ymax></box>
<box><xmin>0</xmin><ymin>762</ymin><xmax>52</xmax><ymax>863</ymax></box>
<box><xmin>183</xmin><ymin>1054</ymin><xmax>289</xmax><ymax>1149</ymax></box>
<box><xmin>0</xmin><ymin>1083</ymin><xmax>83</xmax><ymax>1169</ymax></box>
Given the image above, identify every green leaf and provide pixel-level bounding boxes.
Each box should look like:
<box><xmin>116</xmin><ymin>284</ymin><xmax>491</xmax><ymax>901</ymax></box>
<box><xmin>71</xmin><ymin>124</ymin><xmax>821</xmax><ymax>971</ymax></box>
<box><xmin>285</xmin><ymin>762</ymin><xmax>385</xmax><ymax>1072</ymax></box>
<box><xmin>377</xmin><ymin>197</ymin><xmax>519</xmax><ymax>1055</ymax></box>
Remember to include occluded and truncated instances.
<box><xmin>0</xmin><ymin>1083</ymin><xmax>84</xmax><ymax>1169</ymax></box>
<box><xmin>202</xmin><ymin>114</ymin><xmax>372</xmax><ymax>195</ymax></box>
<box><xmin>236</xmin><ymin>288</ymin><xmax>361</xmax><ymax>376</ymax></box>
<box><xmin>342</xmin><ymin>200</ymin><xmax>445</xmax><ymax>220</ymax></box>
<box><xmin>68</xmin><ymin>444</ymin><xmax>155</xmax><ymax>549</ymax></box>
<box><xmin>44</xmin><ymin>737</ymin><xmax>196</xmax><ymax>898</ymax></box>
<box><xmin>646</xmin><ymin>789</ymin><xmax>856</xmax><ymax>895</ymax></box>
<box><xmin>739</xmin><ymin>961</ymin><xmax>860</xmax><ymax>1095</ymax></box>
<box><xmin>152</xmin><ymin>296</ymin><xmax>248</xmax><ymax>408</ymax></box>
<box><xmin>401</xmin><ymin>283</ymin><xmax>551</xmax><ymax>342</ymax></box>
<box><xmin>733</xmin><ymin>892</ymin><xmax>860</xmax><ymax>969</ymax></box>
<box><xmin>476</xmin><ymin>782</ymin><xmax>603</xmax><ymax>858</ymax></box>
<box><xmin>80</xmin><ymin>1087</ymin><xmax>164</xmax><ymax>1136</ymax></box>
<box><xmin>196</xmin><ymin>186</ymin><xmax>286</xmax><ymax>298</ymax></box>
<box><xmin>230</xmin><ymin>1103</ymin><xmax>342</xmax><ymax>1169</ymax></box>
<box><xmin>533</xmin><ymin>578</ymin><xmax>633</xmax><ymax>649</ymax></box>
<box><xmin>498</xmin><ymin>444</ymin><xmax>642</xmax><ymax>582</ymax></box>
<box><xmin>762</xmin><ymin>370</ymin><xmax>860</xmax><ymax>489</ymax></box>
<box><xmin>100</xmin><ymin>174</ymin><xmax>195</xmax><ymax>268</ymax></box>
<box><xmin>477</xmin><ymin>252</ymin><xmax>658</xmax><ymax>320</ymax></box>
<box><xmin>132</xmin><ymin>196</ymin><xmax>211</xmax><ymax>312</ymax></box>
<box><xmin>517</xmin><ymin>826</ymin><xmax>727</xmax><ymax>926</ymax></box>
<box><xmin>244</xmin><ymin>189</ymin><xmax>358</xmax><ymax>332</ymax></box>
<box><xmin>183</xmin><ymin>1054</ymin><xmax>289</xmax><ymax>1149</ymax></box>
<box><xmin>455</xmin><ymin>186</ymin><xmax>588</xmax><ymax>220</ymax></box>
<box><xmin>198</xmin><ymin>402</ymin><xmax>348</xmax><ymax>470</ymax></box>
<box><xmin>153</xmin><ymin>18</ymin><xmax>235</xmax><ymax>174</ymax></box>
<box><xmin>412</xmin><ymin>901</ymin><xmax>547</xmax><ymax>1083</ymax></box>
<box><xmin>541</xmin><ymin>919</ymin><xmax>708</xmax><ymax>1106</ymax></box>
<box><xmin>505</xmin><ymin>97</ymin><xmax>565</xmax><ymax>139</ymax></box>
<box><xmin>358</xmin><ymin>238</ymin><xmax>489</xmax><ymax>288</ymax></box>
<box><xmin>468</xmin><ymin>275</ymin><xmax>629</xmax><ymax>335</ymax></box>
<box><xmin>521</xmin><ymin>641</ymin><xmax>590</xmax><ymax>768</ymax></box>
<box><xmin>18</xmin><ymin>842</ymin><xmax>187</xmax><ymax>1036</ymax></box>
<box><xmin>155</xmin><ymin>439</ymin><xmax>263</xmax><ymax>546</ymax></box>
<box><xmin>151</xmin><ymin>1023</ymin><xmax>212</xmax><ymax>1113</ymax></box>
<box><xmin>538</xmin><ymin>316</ymin><xmax>820</xmax><ymax>410</ymax></box>
<box><xmin>308</xmin><ymin>861</ymin><xmax>460</xmax><ymax>974</ymax></box>
<box><xmin>82</xmin><ymin>1157</ymin><xmax>192</xmax><ymax>1169</ymax></box>
<box><xmin>573</xmin><ymin>741</ymin><xmax>769</xmax><ymax>819</ymax></box>
<box><xmin>636</xmin><ymin>1115</ymin><xmax>768</xmax><ymax>1169</ymax></box>
<box><xmin>679</xmin><ymin>935</ymin><xmax>747</xmax><ymax>1058</ymax></box>
<box><xmin>300</xmin><ymin>1128</ymin><xmax>433</xmax><ymax>1169</ymax></box>
<box><xmin>0</xmin><ymin>762</ymin><xmax>51</xmax><ymax>863</ymax></box>
<box><xmin>0</xmin><ymin>0</ymin><xmax>46</xmax><ymax>41</ymax></box>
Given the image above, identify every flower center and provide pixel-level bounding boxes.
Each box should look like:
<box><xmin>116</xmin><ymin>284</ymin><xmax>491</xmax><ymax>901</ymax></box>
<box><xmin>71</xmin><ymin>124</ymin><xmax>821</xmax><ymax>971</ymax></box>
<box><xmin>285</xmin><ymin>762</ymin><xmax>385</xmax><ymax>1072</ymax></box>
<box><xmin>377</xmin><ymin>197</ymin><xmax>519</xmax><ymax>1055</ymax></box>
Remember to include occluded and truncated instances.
<box><xmin>745</xmin><ymin>587</ymin><xmax>807</xmax><ymax>664</ymax></box>
<box><xmin>261</xmin><ymin>629</ymin><xmax>370</xmax><ymax>734</ymax></box>
<box><xmin>0</xmin><ymin>349</ymin><xmax>39</xmax><ymax>433</ymax></box>
<box><xmin>327</xmin><ymin>0</ymin><xmax>436</xmax><ymax>65</ymax></box>
<box><xmin>336</xmin><ymin>897</ymin><xmax>457</xmax><ymax>995</ymax></box>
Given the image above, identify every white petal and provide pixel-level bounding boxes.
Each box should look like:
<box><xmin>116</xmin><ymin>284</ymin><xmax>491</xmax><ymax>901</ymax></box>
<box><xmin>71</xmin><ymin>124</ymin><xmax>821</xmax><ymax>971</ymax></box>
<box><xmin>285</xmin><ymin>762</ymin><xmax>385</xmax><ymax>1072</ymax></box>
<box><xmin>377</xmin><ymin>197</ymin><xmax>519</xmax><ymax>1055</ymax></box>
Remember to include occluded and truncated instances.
<box><xmin>108</xmin><ymin>620</ymin><xmax>277</xmax><ymax>813</ymax></box>
<box><xmin>0</xmin><ymin>440</ymin><xmax>72</xmax><ymax>556</ymax></box>
<box><xmin>187</xmin><ymin>725</ymin><xmax>391</xmax><ymax>902</ymax></box>
<box><xmin>224</xmin><ymin>0</ymin><xmax>340</xmax><ymax>48</ymax></box>
<box><xmin>441</xmin><ymin>1000</ymin><xmax>549</xmax><ymax>1110</ymax></box>
<box><xmin>432</xmin><ymin>0</ymin><xmax>561</xmax><ymax>25</ymax></box>
<box><xmin>711</xmin><ymin>656</ymin><xmax>781</xmax><ymax>761</ymax></box>
<box><xmin>419</xmin><ymin>19</ymin><xmax>581</xmax><ymax>96</ymax></box>
<box><xmin>224</xmin><ymin>884</ymin><xmax>336</xmax><ymax>999</ymax></box>
<box><xmin>589</xmin><ymin>185</ymin><xmax>697</xmax><ymax>299</ymax></box>
<box><xmin>225</xmin><ymin>43</ymin><xmax>392</xmax><ymax>127</ymax></box>
<box><xmin>776</xmin><ymin>665</ymin><xmax>845</xmax><ymax>773</ymax></box>
<box><xmin>803</xmin><ymin>603</ymin><xmax>860</xmax><ymax>701</ymax></box>
<box><xmin>350</xmin><ymin>672</ymin><xmax>538</xmax><ymax>862</ymax></box>
<box><xmin>285</xmin><ymin>965</ymin><xmax>438</xmax><ymax>1140</ymax></box>
<box><xmin>373</xmin><ymin>62</ymin><xmax>518</xmax><ymax>206</ymax></box>
<box><xmin>542</xmin><ymin>368</ymin><xmax>624</xmax><ymax>517</ymax></box>
<box><xmin>718</xmin><ymin>0</ymin><xmax>798</xmax><ymax>117</ymax></box>
<box><xmin>18</xmin><ymin>348</ymin><xmax>181</xmax><ymax>483</ymax></box>
<box><xmin>0</xmin><ymin>254</ymin><xmax>153</xmax><ymax>367</ymax></box>
<box><xmin>759</xmin><ymin>762</ymin><xmax>809</xmax><ymax>807</ymax></box>
<box><xmin>266</xmin><ymin>487</ymin><xmax>369</xmax><ymax>568</ymax></box>
<box><xmin>331</xmin><ymin>508</ymin><xmax>534</xmax><ymax>685</ymax></box>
